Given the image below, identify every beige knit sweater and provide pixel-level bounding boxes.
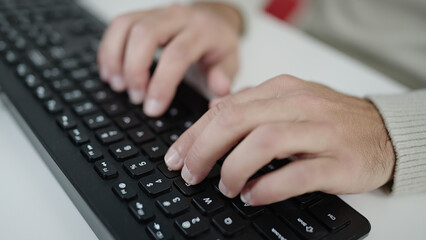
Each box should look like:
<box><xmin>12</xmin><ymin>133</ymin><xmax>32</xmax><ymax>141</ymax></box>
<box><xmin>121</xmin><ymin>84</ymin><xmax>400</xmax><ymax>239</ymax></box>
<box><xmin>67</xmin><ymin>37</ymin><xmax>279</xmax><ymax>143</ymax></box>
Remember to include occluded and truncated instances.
<box><xmin>200</xmin><ymin>0</ymin><xmax>426</xmax><ymax>195</ymax></box>
<box><xmin>298</xmin><ymin>0</ymin><xmax>426</xmax><ymax>195</ymax></box>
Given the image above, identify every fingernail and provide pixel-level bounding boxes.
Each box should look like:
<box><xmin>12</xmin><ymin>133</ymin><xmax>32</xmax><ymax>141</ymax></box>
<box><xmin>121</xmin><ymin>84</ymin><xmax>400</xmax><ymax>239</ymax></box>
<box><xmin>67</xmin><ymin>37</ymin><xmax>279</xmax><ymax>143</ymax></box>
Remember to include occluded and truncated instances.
<box><xmin>144</xmin><ymin>98</ymin><xmax>163</xmax><ymax>116</ymax></box>
<box><xmin>240</xmin><ymin>191</ymin><xmax>251</xmax><ymax>204</ymax></box>
<box><xmin>164</xmin><ymin>148</ymin><xmax>181</xmax><ymax>168</ymax></box>
<box><xmin>219</xmin><ymin>180</ymin><xmax>230</xmax><ymax>197</ymax></box>
<box><xmin>128</xmin><ymin>89</ymin><xmax>145</xmax><ymax>105</ymax></box>
<box><xmin>100</xmin><ymin>67</ymin><xmax>109</xmax><ymax>80</ymax></box>
<box><xmin>181</xmin><ymin>165</ymin><xmax>195</xmax><ymax>185</ymax></box>
<box><xmin>110</xmin><ymin>75</ymin><xmax>126</xmax><ymax>92</ymax></box>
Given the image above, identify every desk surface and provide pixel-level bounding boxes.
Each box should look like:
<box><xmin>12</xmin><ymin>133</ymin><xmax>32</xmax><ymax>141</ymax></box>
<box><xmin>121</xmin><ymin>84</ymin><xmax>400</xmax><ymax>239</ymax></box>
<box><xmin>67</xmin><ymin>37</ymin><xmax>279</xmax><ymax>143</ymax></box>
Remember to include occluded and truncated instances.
<box><xmin>1</xmin><ymin>1</ymin><xmax>425</xmax><ymax>240</ymax></box>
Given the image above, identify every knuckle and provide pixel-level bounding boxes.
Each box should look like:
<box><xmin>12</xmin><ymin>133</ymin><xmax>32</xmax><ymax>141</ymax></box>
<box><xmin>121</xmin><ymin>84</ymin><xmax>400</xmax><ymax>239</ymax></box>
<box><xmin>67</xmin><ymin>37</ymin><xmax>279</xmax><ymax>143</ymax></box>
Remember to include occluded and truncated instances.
<box><xmin>252</xmin><ymin>124</ymin><xmax>278</xmax><ymax>151</ymax></box>
<box><xmin>191</xmin><ymin>11</ymin><xmax>214</xmax><ymax>27</ymax></box>
<box><xmin>131</xmin><ymin>21</ymin><xmax>155</xmax><ymax>38</ymax></box>
<box><xmin>111</xmin><ymin>14</ymin><xmax>133</xmax><ymax>28</ymax></box>
<box><xmin>163</xmin><ymin>43</ymin><xmax>189</xmax><ymax>62</ymax></box>
<box><xmin>166</xmin><ymin>2</ymin><xmax>187</xmax><ymax>14</ymax></box>
<box><xmin>215</xmin><ymin>104</ymin><xmax>244</xmax><ymax>128</ymax></box>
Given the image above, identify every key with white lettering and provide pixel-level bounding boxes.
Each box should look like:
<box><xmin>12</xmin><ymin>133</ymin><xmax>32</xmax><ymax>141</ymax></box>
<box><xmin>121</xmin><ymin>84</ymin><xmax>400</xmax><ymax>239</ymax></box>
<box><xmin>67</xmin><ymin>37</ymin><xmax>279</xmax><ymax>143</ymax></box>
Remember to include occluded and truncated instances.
<box><xmin>123</xmin><ymin>156</ymin><xmax>154</xmax><ymax>178</ymax></box>
<box><xmin>156</xmin><ymin>191</ymin><xmax>189</xmax><ymax>216</ymax></box>
<box><xmin>192</xmin><ymin>190</ymin><xmax>225</xmax><ymax>215</ymax></box>
<box><xmin>94</xmin><ymin>160</ymin><xmax>118</xmax><ymax>179</ymax></box>
<box><xmin>141</xmin><ymin>139</ymin><xmax>167</xmax><ymax>160</ymax></box>
<box><xmin>212</xmin><ymin>210</ymin><xmax>245</xmax><ymax>236</ymax></box>
<box><xmin>253</xmin><ymin>214</ymin><xmax>299</xmax><ymax>240</ymax></box>
<box><xmin>309</xmin><ymin>196</ymin><xmax>350</xmax><ymax>231</ymax></box>
<box><xmin>81</xmin><ymin>143</ymin><xmax>103</xmax><ymax>162</ymax></box>
<box><xmin>272</xmin><ymin>200</ymin><xmax>328</xmax><ymax>239</ymax></box>
<box><xmin>175</xmin><ymin>212</ymin><xmax>209</xmax><ymax>237</ymax></box>
<box><xmin>147</xmin><ymin>220</ymin><xmax>173</xmax><ymax>240</ymax></box>
<box><xmin>109</xmin><ymin>141</ymin><xmax>138</xmax><ymax>161</ymax></box>
<box><xmin>139</xmin><ymin>173</ymin><xmax>172</xmax><ymax>197</ymax></box>
<box><xmin>128</xmin><ymin>199</ymin><xmax>154</xmax><ymax>222</ymax></box>
<box><xmin>112</xmin><ymin>182</ymin><xmax>137</xmax><ymax>201</ymax></box>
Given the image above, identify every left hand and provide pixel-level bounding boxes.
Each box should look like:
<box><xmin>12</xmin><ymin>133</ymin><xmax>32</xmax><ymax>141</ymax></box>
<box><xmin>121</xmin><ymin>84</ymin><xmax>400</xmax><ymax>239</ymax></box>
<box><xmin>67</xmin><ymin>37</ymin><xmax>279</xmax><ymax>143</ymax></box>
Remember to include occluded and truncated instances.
<box><xmin>164</xmin><ymin>74</ymin><xmax>396</xmax><ymax>206</ymax></box>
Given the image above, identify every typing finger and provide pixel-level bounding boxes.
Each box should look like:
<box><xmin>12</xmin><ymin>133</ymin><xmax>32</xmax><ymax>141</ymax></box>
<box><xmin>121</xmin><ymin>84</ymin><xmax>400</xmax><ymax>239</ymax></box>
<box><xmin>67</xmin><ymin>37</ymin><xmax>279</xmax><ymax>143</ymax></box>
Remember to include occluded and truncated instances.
<box><xmin>219</xmin><ymin>121</ymin><xmax>336</xmax><ymax>199</ymax></box>
<box><xmin>97</xmin><ymin>10</ymin><xmax>152</xmax><ymax>86</ymax></box>
<box><xmin>143</xmin><ymin>25</ymin><xmax>214</xmax><ymax>117</ymax></box>
<box><xmin>240</xmin><ymin>157</ymin><xmax>336</xmax><ymax>206</ymax></box>
<box><xmin>123</xmin><ymin>5</ymin><xmax>190</xmax><ymax>104</ymax></box>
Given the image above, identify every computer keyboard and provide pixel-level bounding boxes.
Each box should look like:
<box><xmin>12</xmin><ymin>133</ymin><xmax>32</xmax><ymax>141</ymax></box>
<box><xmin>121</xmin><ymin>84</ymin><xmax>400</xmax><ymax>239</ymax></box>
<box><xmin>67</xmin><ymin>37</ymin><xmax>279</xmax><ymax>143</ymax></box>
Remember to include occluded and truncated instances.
<box><xmin>0</xmin><ymin>0</ymin><xmax>371</xmax><ymax>239</ymax></box>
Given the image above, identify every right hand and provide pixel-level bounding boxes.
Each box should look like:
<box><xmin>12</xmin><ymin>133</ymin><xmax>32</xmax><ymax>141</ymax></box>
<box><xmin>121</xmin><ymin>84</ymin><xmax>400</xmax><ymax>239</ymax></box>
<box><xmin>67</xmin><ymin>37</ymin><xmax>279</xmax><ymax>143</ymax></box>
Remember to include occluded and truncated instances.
<box><xmin>97</xmin><ymin>2</ymin><xmax>242</xmax><ymax>117</ymax></box>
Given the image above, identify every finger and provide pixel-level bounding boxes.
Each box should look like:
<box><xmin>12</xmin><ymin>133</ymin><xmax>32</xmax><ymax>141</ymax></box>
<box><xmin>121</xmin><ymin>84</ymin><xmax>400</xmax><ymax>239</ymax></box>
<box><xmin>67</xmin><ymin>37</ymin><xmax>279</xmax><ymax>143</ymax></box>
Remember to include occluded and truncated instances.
<box><xmin>97</xmin><ymin>11</ymin><xmax>151</xmax><ymax>86</ymax></box>
<box><xmin>179</xmin><ymin>98</ymin><xmax>319</xmax><ymax>185</ymax></box>
<box><xmin>209</xmin><ymin>87</ymin><xmax>252</xmax><ymax>108</ymax></box>
<box><xmin>123</xmin><ymin>5</ymin><xmax>191</xmax><ymax>104</ymax></box>
<box><xmin>219</xmin><ymin>122</ymin><xmax>334</xmax><ymax>198</ymax></box>
<box><xmin>241</xmin><ymin>157</ymin><xmax>337</xmax><ymax>206</ymax></box>
<box><xmin>205</xmin><ymin>50</ymin><xmax>239</xmax><ymax>96</ymax></box>
<box><xmin>143</xmin><ymin>26</ymin><xmax>213</xmax><ymax>117</ymax></box>
<box><xmin>219</xmin><ymin>121</ymin><xmax>335</xmax><ymax>198</ymax></box>
<box><xmin>164</xmin><ymin>76</ymin><xmax>308</xmax><ymax>172</ymax></box>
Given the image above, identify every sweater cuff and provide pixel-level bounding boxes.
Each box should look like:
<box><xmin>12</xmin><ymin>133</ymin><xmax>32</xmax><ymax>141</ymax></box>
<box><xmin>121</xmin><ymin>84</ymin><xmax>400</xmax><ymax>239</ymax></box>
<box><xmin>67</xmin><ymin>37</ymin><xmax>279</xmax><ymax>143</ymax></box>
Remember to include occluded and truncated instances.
<box><xmin>368</xmin><ymin>90</ymin><xmax>426</xmax><ymax>195</ymax></box>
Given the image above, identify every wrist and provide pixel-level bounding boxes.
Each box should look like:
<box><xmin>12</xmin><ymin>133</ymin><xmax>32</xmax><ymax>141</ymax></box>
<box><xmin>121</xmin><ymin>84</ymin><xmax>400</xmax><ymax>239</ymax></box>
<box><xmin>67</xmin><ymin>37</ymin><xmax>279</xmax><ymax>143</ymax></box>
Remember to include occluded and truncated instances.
<box><xmin>192</xmin><ymin>2</ymin><xmax>244</xmax><ymax>36</ymax></box>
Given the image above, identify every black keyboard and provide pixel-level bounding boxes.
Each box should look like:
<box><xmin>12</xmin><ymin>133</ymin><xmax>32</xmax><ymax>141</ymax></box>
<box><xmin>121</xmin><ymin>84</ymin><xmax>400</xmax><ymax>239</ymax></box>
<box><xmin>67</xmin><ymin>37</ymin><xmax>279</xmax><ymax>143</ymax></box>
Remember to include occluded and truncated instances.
<box><xmin>0</xmin><ymin>0</ymin><xmax>371</xmax><ymax>239</ymax></box>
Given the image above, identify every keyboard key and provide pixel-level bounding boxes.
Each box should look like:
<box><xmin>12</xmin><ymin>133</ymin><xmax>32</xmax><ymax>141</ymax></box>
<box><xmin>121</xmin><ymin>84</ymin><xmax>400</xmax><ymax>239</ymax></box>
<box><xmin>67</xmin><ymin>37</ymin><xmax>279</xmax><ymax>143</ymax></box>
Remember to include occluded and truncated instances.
<box><xmin>26</xmin><ymin>49</ymin><xmax>49</xmax><ymax>69</ymax></box>
<box><xmin>101</xmin><ymin>101</ymin><xmax>126</xmax><ymax>116</ymax></box>
<box><xmin>95</xmin><ymin>127</ymin><xmax>124</xmax><ymax>144</ymax></box>
<box><xmin>128</xmin><ymin>199</ymin><xmax>154</xmax><ymax>223</ymax></box>
<box><xmin>62</xmin><ymin>89</ymin><xmax>86</xmax><ymax>103</ymax></box>
<box><xmin>147</xmin><ymin>118</ymin><xmax>174</xmax><ymax>133</ymax></box>
<box><xmin>147</xmin><ymin>221</ymin><xmax>173</xmax><ymax>240</ymax></box>
<box><xmin>24</xmin><ymin>74</ymin><xmax>41</xmax><ymax>88</ymax></box>
<box><xmin>83</xmin><ymin>113</ymin><xmax>110</xmax><ymax>129</ymax></box>
<box><xmin>232</xmin><ymin>198</ymin><xmax>264</xmax><ymax>218</ymax></box>
<box><xmin>16</xmin><ymin>63</ymin><xmax>30</xmax><ymax>77</ymax></box>
<box><xmin>294</xmin><ymin>192</ymin><xmax>322</xmax><ymax>206</ymax></box>
<box><xmin>44</xmin><ymin>98</ymin><xmax>63</xmax><ymax>113</ymax></box>
<box><xmin>92</xmin><ymin>88</ymin><xmax>115</xmax><ymax>103</ymax></box>
<box><xmin>174</xmin><ymin>177</ymin><xmax>206</xmax><ymax>196</ymax></box>
<box><xmin>192</xmin><ymin>190</ymin><xmax>225</xmax><ymax>215</ymax></box>
<box><xmin>156</xmin><ymin>191</ymin><xmax>189</xmax><ymax>216</ymax></box>
<box><xmin>139</xmin><ymin>174</ymin><xmax>172</xmax><ymax>197</ymax></box>
<box><xmin>112</xmin><ymin>182</ymin><xmax>137</xmax><ymax>201</ymax></box>
<box><xmin>56</xmin><ymin>113</ymin><xmax>76</xmax><ymax>129</ymax></box>
<box><xmin>60</xmin><ymin>58</ymin><xmax>79</xmax><ymax>71</ymax></box>
<box><xmin>157</xmin><ymin>163</ymin><xmax>180</xmax><ymax>179</ymax></box>
<box><xmin>308</xmin><ymin>196</ymin><xmax>350</xmax><ymax>231</ymax></box>
<box><xmin>114</xmin><ymin>113</ymin><xmax>140</xmax><ymax>130</ymax></box>
<box><xmin>68</xmin><ymin>127</ymin><xmax>89</xmax><ymax>145</ymax></box>
<box><xmin>272</xmin><ymin>200</ymin><xmax>328</xmax><ymax>239</ymax></box>
<box><xmin>212</xmin><ymin>210</ymin><xmax>245</xmax><ymax>236</ymax></box>
<box><xmin>94</xmin><ymin>160</ymin><xmax>118</xmax><ymax>179</ymax></box>
<box><xmin>34</xmin><ymin>84</ymin><xmax>52</xmax><ymax>100</ymax></box>
<box><xmin>42</xmin><ymin>67</ymin><xmax>63</xmax><ymax>81</ymax></box>
<box><xmin>5</xmin><ymin>50</ymin><xmax>19</xmax><ymax>64</ymax></box>
<box><xmin>175</xmin><ymin>212</ymin><xmax>209</xmax><ymax>237</ymax></box>
<box><xmin>128</xmin><ymin>126</ymin><xmax>155</xmax><ymax>144</ymax></box>
<box><xmin>51</xmin><ymin>78</ymin><xmax>74</xmax><ymax>91</ymax></box>
<box><xmin>253</xmin><ymin>214</ymin><xmax>299</xmax><ymax>240</ymax></box>
<box><xmin>70</xmin><ymin>68</ymin><xmax>90</xmax><ymax>81</ymax></box>
<box><xmin>142</xmin><ymin>140</ymin><xmax>167</xmax><ymax>160</ymax></box>
<box><xmin>80</xmin><ymin>79</ymin><xmax>103</xmax><ymax>92</ymax></box>
<box><xmin>109</xmin><ymin>141</ymin><xmax>139</xmax><ymax>161</ymax></box>
<box><xmin>81</xmin><ymin>143</ymin><xmax>103</xmax><ymax>162</ymax></box>
<box><xmin>123</xmin><ymin>156</ymin><xmax>153</xmax><ymax>178</ymax></box>
<box><xmin>72</xmin><ymin>101</ymin><xmax>98</xmax><ymax>116</ymax></box>
<box><xmin>161</xmin><ymin>130</ymin><xmax>181</xmax><ymax>146</ymax></box>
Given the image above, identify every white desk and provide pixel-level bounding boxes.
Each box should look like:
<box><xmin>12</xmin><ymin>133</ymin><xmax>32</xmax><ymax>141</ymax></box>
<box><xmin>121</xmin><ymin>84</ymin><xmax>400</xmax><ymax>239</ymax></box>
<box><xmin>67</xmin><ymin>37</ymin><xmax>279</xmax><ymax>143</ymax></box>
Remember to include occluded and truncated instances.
<box><xmin>1</xmin><ymin>1</ymin><xmax>425</xmax><ymax>239</ymax></box>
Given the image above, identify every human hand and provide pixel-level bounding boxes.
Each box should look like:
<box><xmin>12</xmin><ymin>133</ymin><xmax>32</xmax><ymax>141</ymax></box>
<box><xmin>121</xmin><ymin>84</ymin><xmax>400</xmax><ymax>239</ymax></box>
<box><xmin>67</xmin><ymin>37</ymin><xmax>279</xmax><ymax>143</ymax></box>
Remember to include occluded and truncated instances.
<box><xmin>164</xmin><ymin>74</ymin><xmax>396</xmax><ymax>206</ymax></box>
<box><xmin>97</xmin><ymin>2</ymin><xmax>242</xmax><ymax>117</ymax></box>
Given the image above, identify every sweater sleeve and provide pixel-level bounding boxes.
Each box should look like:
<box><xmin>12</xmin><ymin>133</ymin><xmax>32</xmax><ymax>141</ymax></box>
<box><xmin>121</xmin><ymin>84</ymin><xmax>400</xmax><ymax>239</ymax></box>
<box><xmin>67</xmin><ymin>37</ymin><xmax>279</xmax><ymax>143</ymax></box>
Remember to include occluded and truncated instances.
<box><xmin>368</xmin><ymin>90</ymin><xmax>426</xmax><ymax>195</ymax></box>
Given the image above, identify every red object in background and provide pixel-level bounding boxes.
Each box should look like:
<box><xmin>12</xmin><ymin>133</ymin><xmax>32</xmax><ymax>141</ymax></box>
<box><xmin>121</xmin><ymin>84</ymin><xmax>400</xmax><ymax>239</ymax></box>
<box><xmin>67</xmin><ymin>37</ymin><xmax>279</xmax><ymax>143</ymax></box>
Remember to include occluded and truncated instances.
<box><xmin>265</xmin><ymin>0</ymin><xmax>300</xmax><ymax>21</ymax></box>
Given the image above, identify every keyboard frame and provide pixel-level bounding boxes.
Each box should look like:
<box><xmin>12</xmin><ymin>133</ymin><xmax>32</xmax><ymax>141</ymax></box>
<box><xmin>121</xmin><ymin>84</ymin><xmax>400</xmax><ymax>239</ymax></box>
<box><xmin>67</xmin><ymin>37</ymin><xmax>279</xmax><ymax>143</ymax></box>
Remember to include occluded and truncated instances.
<box><xmin>0</xmin><ymin>1</ymin><xmax>371</xmax><ymax>239</ymax></box>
